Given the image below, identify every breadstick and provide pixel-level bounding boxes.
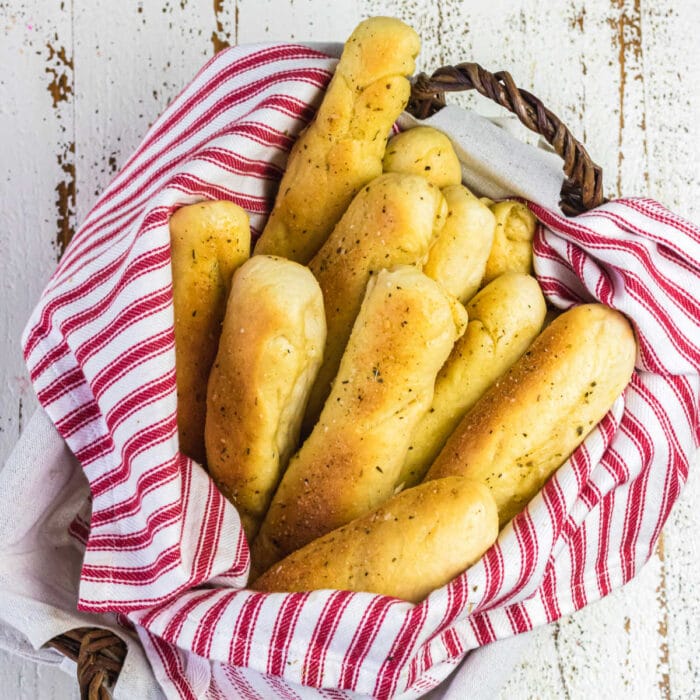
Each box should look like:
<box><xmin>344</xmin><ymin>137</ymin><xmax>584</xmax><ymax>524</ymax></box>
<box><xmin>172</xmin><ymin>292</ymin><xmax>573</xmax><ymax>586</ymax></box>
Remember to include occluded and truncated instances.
<box><xmin>382</xmin><ymin>126</ymin><xmax>462</xmax><ymax>188</ymax></box>
<box><xmin>426</xmin><ymin>303</ymin><xmax>637</xmax><ymax>525</ymax></box>
<box><xmin>170</xmin><ymin>200</ymin><xmax>250</xmax><ymax>464</ymax></box>
<box><xmin>251</xmin><ymin>266</ymin><xmax>467</xmax><ymax>574</ymax></box>
<box><xmin>482</xmin><ymin>200</ymin><xmax>537</xmax><ymax>284</ymax></box>
<box><xmin>205</xmin><ymin>256</ymin><xmax>326</xmax><ymax>540</ymax></box>
<box><xmin>398</xmin><ymin>273</ymin><xmax>546</xmax><ymax>489</ymax></box>
<box><xmin>303</xmin><ymin>172</ymin><xmax>447</xmax><ymax>432</ymax></box>
<box><xmin>381</xmin><ymin>129</ymin><xmax>496</xmax><ymax>302</ymax></box>
<box><xmin>252</xmin><ymin>477</ymin><xmax>498</xmax><ymax>603</ymax></box>
<box><xmin>422</xmin><ymin>185</ymin><xmax>496</xmax><ymax>302</ymax></box>
<box><xmin>254</xmin><ymin>17</ymin><xmax>420</xmax><ymax>263</ymax></box>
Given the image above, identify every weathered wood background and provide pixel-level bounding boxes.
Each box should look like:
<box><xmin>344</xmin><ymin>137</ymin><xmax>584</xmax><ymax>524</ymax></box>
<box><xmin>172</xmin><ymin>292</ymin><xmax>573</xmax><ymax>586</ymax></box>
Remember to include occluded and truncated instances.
<box><xmin>1</xmin><ymin>1</ymin><xmax>698</xmax><ymax>697</ymax></box>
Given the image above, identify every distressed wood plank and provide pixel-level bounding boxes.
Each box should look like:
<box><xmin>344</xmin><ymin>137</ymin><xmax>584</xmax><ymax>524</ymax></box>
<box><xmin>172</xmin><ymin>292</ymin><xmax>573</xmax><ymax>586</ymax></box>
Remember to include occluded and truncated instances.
<box><xmin>71</xmin><ymin>0</ymin><xmax>214</xmax><ymax>224</ymax></box>
<box><xmin>235</xmin><ymin>0</ymin><xmax>360</xmax><ymax>44</ymax></box>
<box><xmin>642</xmin><ymin>2</ymin><xmax>700</xmax><ymax>222</ymax></box>
<box><xmin>0</xmin><ymin>2</ymin><xmax>81</xmax><ymax>697</ymax></box>
<box><xmin>641</xmin><ymin>3</ymin><xmax>700</xmax><ymax>699</ymax></box>
<box><xmin>0</xmin><ymin>0</ymin><xmax>75</xmax><ymax>464</ymax></box>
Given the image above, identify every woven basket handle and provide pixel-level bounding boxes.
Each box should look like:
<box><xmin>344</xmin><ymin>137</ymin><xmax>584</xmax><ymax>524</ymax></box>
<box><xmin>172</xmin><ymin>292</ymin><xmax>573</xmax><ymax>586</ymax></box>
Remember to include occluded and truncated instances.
<box><xmin>48</xmin><ymin>628</ymin><xmax>126</xmax><ymax>700</ymax></box>
<box><xmin>407</xmin><ymin>63</ymin><xmax>605</xmax><ymax>216</ymax></box>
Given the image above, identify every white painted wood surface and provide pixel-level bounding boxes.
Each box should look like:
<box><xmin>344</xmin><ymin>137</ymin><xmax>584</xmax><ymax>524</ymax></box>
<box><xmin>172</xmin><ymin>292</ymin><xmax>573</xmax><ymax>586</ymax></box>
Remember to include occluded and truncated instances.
<box><xmin>0</xmin><ymin>1</ymin><xmax>698</xmax><ymax>697</ymax></box>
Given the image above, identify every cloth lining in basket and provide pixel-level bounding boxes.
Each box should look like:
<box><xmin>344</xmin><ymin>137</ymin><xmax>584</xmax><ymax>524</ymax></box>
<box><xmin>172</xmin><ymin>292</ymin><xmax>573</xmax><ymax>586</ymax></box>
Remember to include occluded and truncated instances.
<box><xmin>13</xmin><ymin>42</ymin><xmax>700</xmax><ymax>698</ymax></box>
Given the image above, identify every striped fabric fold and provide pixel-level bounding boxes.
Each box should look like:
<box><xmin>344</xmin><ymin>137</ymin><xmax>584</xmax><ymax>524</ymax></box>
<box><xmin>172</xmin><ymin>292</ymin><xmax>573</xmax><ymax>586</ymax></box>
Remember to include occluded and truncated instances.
<box><xmin>22</xmin><ymin>44</ymin><xmax>699</xmax><ymax>698</ymax></box>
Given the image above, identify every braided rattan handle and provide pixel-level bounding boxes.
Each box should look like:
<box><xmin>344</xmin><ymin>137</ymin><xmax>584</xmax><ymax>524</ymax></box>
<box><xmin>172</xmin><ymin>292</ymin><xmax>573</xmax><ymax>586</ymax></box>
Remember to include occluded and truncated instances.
<box><xmin>408</xmin><ymin>63</ymin><xmax>605</xmax><ymax>216</ymax></box>
<box><xmin>48</xmin><ymin>628</ymin><xmax>127</xmax><ymax>700</ymax></box>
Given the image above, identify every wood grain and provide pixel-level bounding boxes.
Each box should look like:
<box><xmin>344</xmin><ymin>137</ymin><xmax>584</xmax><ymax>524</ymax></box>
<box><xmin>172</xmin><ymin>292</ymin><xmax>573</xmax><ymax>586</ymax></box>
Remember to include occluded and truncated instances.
<box><xmin>0</xmin><ymin>0</ymin><xmax>73</xmax><ymax>468</ymax></box>
<box><xmin>0</xmin><ymin>2</ymin><xmax>76</xmax><ymax>695</ymax></box>
<box><xmin>0</xmin><ymin>1</ymin><xmax>697</xmax><ymax>697</ymax></box>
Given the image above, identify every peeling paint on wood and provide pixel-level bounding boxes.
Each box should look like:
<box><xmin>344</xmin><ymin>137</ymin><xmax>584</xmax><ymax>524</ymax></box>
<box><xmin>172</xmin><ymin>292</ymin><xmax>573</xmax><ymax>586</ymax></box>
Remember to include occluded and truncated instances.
<box><xmin>45</xmin><ymin>26</ymin><xmax>76</xmax><ymax>257</ymax></box>
<box><xmin>610</xmin><ymin>0</ymin><xmax>650</xmax><ymax>196</ymax></box>
<box><xmin>45</xmin><ymin>40</ymin><xmax>73</xmax><ymax>107</ymax></box>
<box><xmin>55</xmin><ymin>142</ymin><xmax>76</xmax><ymax>258</ymax></box>
<box><xmin>656</xmin><ymin>533</ymin><xmax>671</xmax><ymax>699</ymax></box>
<box><xmin>211</xmin><ymin>0</ymin><xmax>235</xmax><ymax>53</ymax></box>
<box><xmin>552</xmin><ymin>621</ymin><xmax>571</xmax><ymax>700</ymax></box>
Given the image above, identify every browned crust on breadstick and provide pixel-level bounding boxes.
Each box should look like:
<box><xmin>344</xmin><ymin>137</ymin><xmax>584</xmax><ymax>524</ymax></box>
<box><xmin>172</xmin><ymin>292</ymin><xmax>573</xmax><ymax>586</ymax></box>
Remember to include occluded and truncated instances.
<box><xmin>205</xmin><ymin>256</ymin><xmax>326</xmax><ymax>541</ymax></box>
<box><xmin>426</xmin><ymin>303</ymin><xmax>637</xmax><ymax>525</ymax></box>
<box><xmin>251</xmin><ymin>266</ymin><xmax>467</xmax><ymax>574</ymax></box>
<box><xmin>252</xmin><ymin>476</ymin><xmax>498</xmax><ymax>603</ymax></box>
<box><xmin>254</xmin><ymin>17</ymin><xmax>420</xmax><ymax>263</ymax></box>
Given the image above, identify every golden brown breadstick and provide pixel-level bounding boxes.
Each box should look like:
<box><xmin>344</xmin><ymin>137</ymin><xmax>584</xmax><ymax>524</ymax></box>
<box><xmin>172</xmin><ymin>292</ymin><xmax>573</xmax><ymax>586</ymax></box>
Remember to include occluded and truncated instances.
<box><xmin>482</xmin><ymin>200</ymin><xmax>537</xmax><ymax>284</ymax></box>
<box><xmin>380</xmin><ymin>128</ymin><xmax>497</xmax><ymax>302</ymax></box>
<box><xmin>251</xmin><ymin>266</ymin><xmax>467</xmax><ymax>574</ymax></box>
<box><xmin>170</xmin><ymin>200</ymin><xmax>250</xmax><ymax>464</ymax></box>
<box><xmin>303</xmin><ymin>173</ymin><xmax>447</xmax><ymax>433</ymax></box>
<box><xmin>252</xmin><ymin>477</ymin><xmax>498</xmax><ymax>603</ymax></box>
<box><xmin>422</xmin><ymin>185</ymin><xmax>496</xmax><ymax>302</ymax></box>
<box><xmin>426</xmin><ymin>304</ymin><xmax>637</xmax><ymax>526</ymax></box>
<box><xmin>205</xmin><ymin>256</ymin><xmax>326</xmax><ymax>540</ymax></box>
<box><xmin>254</xmin><ymin>17</ymin><xmax>420</xmax><ymax>263</ymax></box>
<box><xmin>398</xmin><ymin>273</ymin><xmax>546</xmax><ymax>489</ymax></box>
<box><xmin>382</xmin><ymin>126</ymin><xmax>462</xmax><ymax>188</ymax></box>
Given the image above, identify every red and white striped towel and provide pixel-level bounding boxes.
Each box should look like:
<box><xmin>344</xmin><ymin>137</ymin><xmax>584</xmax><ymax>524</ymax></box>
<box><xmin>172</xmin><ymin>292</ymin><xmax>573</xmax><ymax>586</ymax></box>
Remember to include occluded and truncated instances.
<box><xmin>22</xmin><ymin>43</ymin><xmax>699</xmax><ymax>699</ymax></box>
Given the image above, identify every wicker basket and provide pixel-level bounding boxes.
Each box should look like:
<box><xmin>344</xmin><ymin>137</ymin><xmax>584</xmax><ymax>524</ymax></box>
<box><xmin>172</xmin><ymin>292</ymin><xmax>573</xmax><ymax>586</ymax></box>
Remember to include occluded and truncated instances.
<box><xmin>46</xmin><ymin>61</ymin><xmax>604</xmax><ymax>699</ymax></box>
